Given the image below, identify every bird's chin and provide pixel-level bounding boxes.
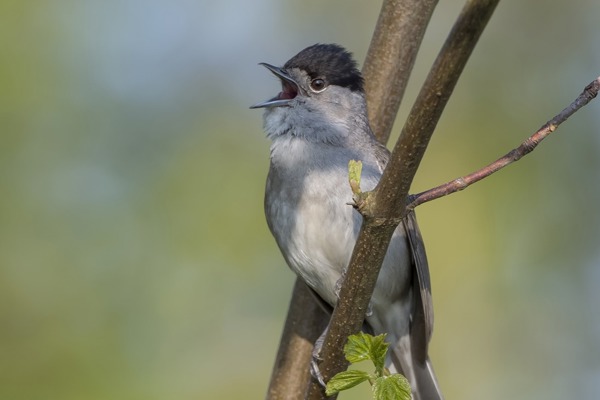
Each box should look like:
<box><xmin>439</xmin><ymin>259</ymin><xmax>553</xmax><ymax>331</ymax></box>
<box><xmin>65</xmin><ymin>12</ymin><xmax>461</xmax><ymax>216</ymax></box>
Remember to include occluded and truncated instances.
<box><xmin>263</xmin><ymin>106</ymin><xmax>294</xmax><ymax>139</ymax></box>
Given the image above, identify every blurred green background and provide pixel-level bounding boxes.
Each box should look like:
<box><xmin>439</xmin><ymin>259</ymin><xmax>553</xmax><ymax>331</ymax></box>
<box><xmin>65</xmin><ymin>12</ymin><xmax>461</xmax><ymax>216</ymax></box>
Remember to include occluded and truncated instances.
<box><xmin>1</xmin><ymin>1</ymin><xmax>599</xmax><ymax>399</ymax></box>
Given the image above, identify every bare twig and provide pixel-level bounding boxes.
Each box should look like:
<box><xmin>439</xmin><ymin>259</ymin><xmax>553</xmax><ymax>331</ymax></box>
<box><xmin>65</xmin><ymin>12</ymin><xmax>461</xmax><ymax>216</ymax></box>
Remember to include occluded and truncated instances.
<box><xmin>363</xmin><ymin>0</ymin><xmax>438</xmax><ymax>143</ymax></box>
<box><xmin>370</xmin><ymin>0</ymin><xmax>500</xmax><ymax>217</ymax></box>
<box><xmin>307</xmin><ymin>1</ymin><xmax>500</xmax><ymax>399</ymax></box>
<box><xmin>407</xmin><ymin>76</ymin><xmax>600</xmax><ymax>209</ymax></box>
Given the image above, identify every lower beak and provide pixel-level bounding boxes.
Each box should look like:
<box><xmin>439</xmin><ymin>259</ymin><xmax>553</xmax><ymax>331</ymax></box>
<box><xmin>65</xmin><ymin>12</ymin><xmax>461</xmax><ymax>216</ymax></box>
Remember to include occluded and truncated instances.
<box><xmin>250</xmin><ymin>63</ymin><xmax>299</xmax><ymax>109</ymax></box>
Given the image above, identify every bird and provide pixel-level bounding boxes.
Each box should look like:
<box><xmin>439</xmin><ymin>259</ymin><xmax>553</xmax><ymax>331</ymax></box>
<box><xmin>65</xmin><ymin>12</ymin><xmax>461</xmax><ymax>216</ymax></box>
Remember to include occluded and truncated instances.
<box><xmin>251</xmin><ymin>43</ymin><xmax>443</xmax><ymax>400</ymax></box>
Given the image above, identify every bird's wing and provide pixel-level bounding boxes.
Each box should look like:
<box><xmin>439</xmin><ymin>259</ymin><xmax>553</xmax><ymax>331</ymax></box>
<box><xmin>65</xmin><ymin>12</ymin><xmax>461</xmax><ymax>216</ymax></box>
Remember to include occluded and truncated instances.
<box><xmin>402</xmin><ymin>210</ymin><xmax>434</xmax><ymax>362</ymax></box>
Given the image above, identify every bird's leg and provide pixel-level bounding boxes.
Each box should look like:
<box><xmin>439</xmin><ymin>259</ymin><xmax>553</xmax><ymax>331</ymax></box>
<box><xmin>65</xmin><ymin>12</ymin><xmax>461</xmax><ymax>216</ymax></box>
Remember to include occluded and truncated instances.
<box><xmin>310</xmin><ymin>315</ymin><xmax>375</xmax><ymax>388</ymax></box>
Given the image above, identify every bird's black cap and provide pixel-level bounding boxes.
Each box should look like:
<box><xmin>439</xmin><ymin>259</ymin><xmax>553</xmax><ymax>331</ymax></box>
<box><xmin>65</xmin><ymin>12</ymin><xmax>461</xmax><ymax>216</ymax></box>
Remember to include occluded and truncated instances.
<box><xmin>283</xmin><ymin>44</ymin><xmax>364</xmax><ymax>93</ymax></box>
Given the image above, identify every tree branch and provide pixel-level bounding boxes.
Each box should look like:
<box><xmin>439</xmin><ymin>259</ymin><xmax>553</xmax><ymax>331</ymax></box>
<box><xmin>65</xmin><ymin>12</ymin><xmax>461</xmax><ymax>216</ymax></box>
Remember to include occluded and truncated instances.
<box><xmin>307</xmin><ymin>0</ymin><xmax>500</xmax><ymax>398</ymax></box>
<box><xmin>266</xmin><ymin>280</ymin><xmax>329</xmax><ymax>400</ymax></box>
<box><xmin>268</xmin><ymin>0</ymin><xmax>438</xmax><ymax>396</ymax></box>
<box><xmin>305</xmin><ymin>0</ymin><xmax>440</xmax><ymax>397</ymax></box>
<box><xmin>370</xmin><ymin>0</ymin><xmax>500</xmax><ymax>217</ymax></box>
<box><xmin>363</xmin><ymin>0</ymin><xmax>438</xmax><ymax>144</ymax></box>
<box><xmin>407</xmin><ymin>76</ymin><xmax>600</xmax><ymax>209</ymax></box>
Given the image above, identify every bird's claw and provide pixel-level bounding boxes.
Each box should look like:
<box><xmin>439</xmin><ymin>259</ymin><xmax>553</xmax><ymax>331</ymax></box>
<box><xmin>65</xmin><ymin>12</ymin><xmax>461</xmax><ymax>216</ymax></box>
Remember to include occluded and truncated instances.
<box><xmin>310</xmin><ymin>353</ymin><xmax>327</xmax><ymax>388</ymax></box>
<box><xmin>334</xmin><ymin>273</ymin><xmax>345</xmax><ymax>298</ymax></box>
<box><xmin>311</xmin><ymin>325</ymin><xmax>328</xmax><ymax>388</ymax></box>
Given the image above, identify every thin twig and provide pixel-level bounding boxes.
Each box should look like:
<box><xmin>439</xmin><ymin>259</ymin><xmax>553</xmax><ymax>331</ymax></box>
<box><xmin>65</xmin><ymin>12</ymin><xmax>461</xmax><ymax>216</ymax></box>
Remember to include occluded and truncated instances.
<box><xmin>407</xmin><ymin>76</ymin><xmax>600</xmax><ymax>210</ymax></box>
<box><xmin>370</xmin><ymin>0</ymin><xmax>500</xmax><ymax>218</ymax></box>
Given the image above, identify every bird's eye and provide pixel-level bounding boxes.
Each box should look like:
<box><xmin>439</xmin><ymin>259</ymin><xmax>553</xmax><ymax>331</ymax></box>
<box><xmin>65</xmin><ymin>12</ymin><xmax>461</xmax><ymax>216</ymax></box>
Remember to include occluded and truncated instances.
<box><xmin>309</xmin><ymin>78</ymin><xmax>327</xmax><ymax>92</ymax></box>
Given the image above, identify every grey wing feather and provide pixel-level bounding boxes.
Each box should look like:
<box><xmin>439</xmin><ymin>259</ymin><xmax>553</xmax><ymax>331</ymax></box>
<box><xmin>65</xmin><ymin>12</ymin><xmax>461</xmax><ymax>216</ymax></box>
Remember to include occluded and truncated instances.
<box><xmin>402</xmin><ymin>211</ymin><xmax>444</xmax><ymax>400</ymax></box>
<box><xmin>402</xmin><ymin>211</ymin><xmax>434</xmax><ymax>360</ymax></box>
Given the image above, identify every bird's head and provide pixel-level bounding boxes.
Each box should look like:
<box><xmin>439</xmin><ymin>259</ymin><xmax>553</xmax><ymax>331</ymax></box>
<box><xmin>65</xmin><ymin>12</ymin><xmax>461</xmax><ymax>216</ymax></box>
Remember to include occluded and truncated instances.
<box><xmin>251</xmin><ymin>44</ymin><xmax>369</xmax><ymax>143</ymax></box>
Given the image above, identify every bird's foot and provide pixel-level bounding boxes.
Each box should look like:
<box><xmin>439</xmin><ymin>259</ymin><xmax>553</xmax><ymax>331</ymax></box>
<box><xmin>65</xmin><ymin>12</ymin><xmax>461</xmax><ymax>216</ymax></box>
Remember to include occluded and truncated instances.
<box><xmin>310</xmin><ymin>324</ymin><xmax>328</xmax><ymax>387</ymax></box>
<box><xmin>334</xmin><ymin>271</ymin><xmax>346</xmax><ymax>298</ymax></box>
<box><xmin>310</xmin><ymin>352</ymin><xmax>327</xmax><ymax>387</ymax></box>
<box><xmin>365</xmin><ymin>302</ymin><xmax>373</xmax><ymax>317</ymax></box>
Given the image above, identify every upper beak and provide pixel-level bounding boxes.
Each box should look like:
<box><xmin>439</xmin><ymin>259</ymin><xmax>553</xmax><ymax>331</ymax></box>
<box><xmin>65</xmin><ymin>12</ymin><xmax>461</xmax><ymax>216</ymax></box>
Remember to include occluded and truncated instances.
<box><xmin>250</xmin><ymin>63</ymin><xmax>299</xmax><ymax>109</ymax></box>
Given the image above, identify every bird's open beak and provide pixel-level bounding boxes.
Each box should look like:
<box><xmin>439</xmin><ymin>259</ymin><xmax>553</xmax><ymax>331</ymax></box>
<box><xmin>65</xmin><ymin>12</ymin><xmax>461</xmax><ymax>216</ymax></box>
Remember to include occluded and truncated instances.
<box><xmin>250</xmin><ymin>63</ymin><xmax>299</xmax><ymax>109</ymax></box>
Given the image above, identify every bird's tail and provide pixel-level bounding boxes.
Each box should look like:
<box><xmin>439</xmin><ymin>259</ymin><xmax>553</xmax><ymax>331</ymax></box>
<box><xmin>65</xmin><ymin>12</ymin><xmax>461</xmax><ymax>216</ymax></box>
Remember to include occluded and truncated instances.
<box><xmin>388</xmin><ymin>337</ymin><xmax>444</xmax><ymax>400</ymax></box>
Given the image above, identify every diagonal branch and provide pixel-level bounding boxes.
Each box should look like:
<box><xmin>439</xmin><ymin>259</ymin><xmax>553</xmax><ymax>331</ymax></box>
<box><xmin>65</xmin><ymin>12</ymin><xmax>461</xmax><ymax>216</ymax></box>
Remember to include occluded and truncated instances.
<box><xmin>407</xmin><ymin>76</ymin><xmax>600</xmax><ymax>209</ymax></box>
<box><xmin>370</xmin><ymin>0</ymin><xmax>500</xmax><ymax>217</ymax></box>
<box><xmin>307</xmin><ymin>0</ymin><xmax>500</xmax><ymax>398</ymax></box>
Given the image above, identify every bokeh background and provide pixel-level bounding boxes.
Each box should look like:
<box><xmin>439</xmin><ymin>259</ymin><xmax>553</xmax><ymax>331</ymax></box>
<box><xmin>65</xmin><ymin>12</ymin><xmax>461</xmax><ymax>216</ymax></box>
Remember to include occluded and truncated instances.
<box><xmin>2</xmin><ymin>1</ymin><xmax>599</xmax><ymax>399</ymax></box>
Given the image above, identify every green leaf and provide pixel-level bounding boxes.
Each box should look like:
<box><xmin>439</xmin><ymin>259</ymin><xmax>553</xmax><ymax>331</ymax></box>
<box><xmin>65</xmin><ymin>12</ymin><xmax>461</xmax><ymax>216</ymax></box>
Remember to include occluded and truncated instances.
<box><xmin>368</xmin><ymin>334</ymin><xmax>388</xmax><ymax>373</ymax></box>
<box><xmin>348</xmin><ymin>160</ymin><xmax>363</xmax><ymax>195</ymax></box>
<box><xmin>344</xmin><ymin>332</ymin><xmax>389</xmax><ymax>374</ymax></box>
<box><xmin>325</xmin><ymin>369</ymin><xmax>372</xmax><ymax>396</ymax></box>
<box><xmin>344</xmin><ymin>332</ymin><xmax>373</xmax><ymax>363</ymax></box>
<box><xmin>372</xmin><ymin>374</ymin><xmax>412</xmax><ymax>400</ymax></box>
